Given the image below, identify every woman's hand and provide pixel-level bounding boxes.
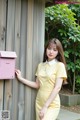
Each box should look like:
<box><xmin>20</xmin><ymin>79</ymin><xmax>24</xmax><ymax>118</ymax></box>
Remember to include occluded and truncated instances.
<box><xmin>39</xmin><ymin>106</ymin><xmax>47</xmax><ymax>120</ymax></box>
<box><xmin>15</xmin><ymin>69</ymin><xmax>22</xmax><ymax>80</ymax></box>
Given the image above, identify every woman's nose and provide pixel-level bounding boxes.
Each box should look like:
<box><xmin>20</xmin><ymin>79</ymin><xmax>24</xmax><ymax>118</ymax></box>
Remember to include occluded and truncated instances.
<box><xmin>50</xmin><ymin>49</ymin><xmax>53</xmax><ymax>53</ymax></box>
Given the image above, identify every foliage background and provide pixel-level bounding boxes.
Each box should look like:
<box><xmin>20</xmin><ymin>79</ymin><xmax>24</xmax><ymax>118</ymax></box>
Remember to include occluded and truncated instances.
<box><xmin>45</xmin><ymin>4</ymin><xmax>80</xmax><ymax>94</ymax></box>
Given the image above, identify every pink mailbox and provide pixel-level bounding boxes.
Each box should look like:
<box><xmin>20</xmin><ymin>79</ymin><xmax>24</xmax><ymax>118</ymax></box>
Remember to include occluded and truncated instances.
<box><xmin>0</xmin><ymin>51</ymin><xmax>17</xmax><ymax>79</ymax></box>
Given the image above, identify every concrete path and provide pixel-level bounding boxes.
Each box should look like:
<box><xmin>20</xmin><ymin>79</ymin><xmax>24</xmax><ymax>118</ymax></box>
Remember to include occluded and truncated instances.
<box><xmin>57</xmin><ymin>109</ymin><xmax>80</xmax><ymax>120</ymax></box>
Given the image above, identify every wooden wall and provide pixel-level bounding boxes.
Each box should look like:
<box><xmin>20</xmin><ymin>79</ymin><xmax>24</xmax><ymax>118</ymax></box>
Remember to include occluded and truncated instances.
<box><xmin>0</xmin><ymin>0</ymin><xmax>45</xmax><ymax>119</ymax></box>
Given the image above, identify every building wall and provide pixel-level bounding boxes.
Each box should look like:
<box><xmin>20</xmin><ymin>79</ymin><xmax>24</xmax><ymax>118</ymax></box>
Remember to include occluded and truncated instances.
<box><xmin>0</xmin><ymin>0</ymin><xmax>45</xmax><ymax>119</ymax></box>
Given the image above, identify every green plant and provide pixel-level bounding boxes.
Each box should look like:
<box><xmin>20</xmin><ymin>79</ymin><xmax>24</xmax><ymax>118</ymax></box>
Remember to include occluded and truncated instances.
<box><xmin>45</xmin><ymin>4</ymin><xmax>80</xmax><ymax>94</ymax></box>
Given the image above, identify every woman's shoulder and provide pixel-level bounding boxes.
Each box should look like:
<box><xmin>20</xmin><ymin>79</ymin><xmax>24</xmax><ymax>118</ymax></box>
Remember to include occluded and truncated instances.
<box><xmin>57</xmin><ymin>61</ymin><xmax>65</xmax><ymax>67</ymax></box>
<box><xmin>37</xmin><ymin>62</ymin><xmax>44</xmax><ymax>67</ymax></box>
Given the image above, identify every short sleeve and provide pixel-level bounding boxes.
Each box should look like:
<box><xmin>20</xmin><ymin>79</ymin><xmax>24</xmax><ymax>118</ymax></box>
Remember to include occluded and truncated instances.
<box><xmin>35</xmin><ymin>63</ymin><xmax>41</xmax><ymax>76</ymax></box>
<box><xmin>56</xmin><ymin>62</ymin><xmax>67</xmax><ymax>80</ymax></box>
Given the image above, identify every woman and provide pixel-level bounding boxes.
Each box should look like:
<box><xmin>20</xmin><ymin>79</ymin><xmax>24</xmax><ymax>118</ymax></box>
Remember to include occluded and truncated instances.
<box><xmin>16</xmin><ymin>38</ymin><xmax>67</xmax><ymax>120</ymax></box>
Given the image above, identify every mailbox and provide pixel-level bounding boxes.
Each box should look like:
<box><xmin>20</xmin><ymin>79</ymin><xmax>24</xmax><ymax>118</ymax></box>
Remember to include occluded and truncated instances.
<box><xmin>0</xmin><ymin>51</ymin><xmax>17</xmax><ymax>79</ymax></box>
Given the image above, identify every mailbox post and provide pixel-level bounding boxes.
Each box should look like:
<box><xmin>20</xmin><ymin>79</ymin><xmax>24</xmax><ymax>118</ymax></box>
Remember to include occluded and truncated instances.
<box><xmin>0</xmin><ymin>51</ymin><xmax>17</xmax><ymax>79</ymax></box>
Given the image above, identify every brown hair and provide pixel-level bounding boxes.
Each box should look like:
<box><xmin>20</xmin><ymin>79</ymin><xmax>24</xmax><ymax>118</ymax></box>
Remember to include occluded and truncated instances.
<box><xmin>43</xmin><ymin>38</ymin><xmax>66</xmax><ymax>66</ymax></box>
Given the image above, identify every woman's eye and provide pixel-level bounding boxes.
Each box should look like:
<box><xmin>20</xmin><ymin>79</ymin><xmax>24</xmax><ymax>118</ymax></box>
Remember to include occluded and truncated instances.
<box><xmin>48</xmin><ymin>47</ymin><xmax>52</xmax><ymax>50</ymax></box>
<box><xmin>53</xmin><ymin>49</ymin><xmax>57</xmax><ymax>51</ymax></box>
<box><xmin>47</xmin><ymin>47</ymin><xmax>57</xmax><ymax>51</ymax></box>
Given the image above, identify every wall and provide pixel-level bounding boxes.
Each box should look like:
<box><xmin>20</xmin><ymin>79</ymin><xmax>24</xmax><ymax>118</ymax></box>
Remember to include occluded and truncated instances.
<box><xmin>0</xmin><ymin>0</ymin><xmax>45</xmax><ymax>119</ymax></box>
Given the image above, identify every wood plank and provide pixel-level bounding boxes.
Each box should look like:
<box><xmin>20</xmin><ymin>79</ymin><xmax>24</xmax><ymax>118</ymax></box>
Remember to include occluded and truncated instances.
<box><xmin>37</xmin><ymin>0</ymin><xmax>45</xmax><ymax>61</ymax></box>
<box><xmin>0</xmin><ymin>0</ymin><xmax>6</xmax><ymax>110</ymax></box>
<box><xmin>11</xmin><ymin>0</ymin><xmax>21</xmax><ymax>120</ymax></box>
<box><xmin>6</xmin><ymin>0</ymin><xmax>15</xmax><ymax>50</ymax></box>
<box><xmin>17</xmin><ymin>0</ymin><xmax>28</xmax><ymax>119</ymax></box>
<box><xmin>0</xmin><ymin>81</ymin><xmax>3</xmax><ymax>110</ymax></box>
<box><xmin>3</xmin><ymin>0</ymin><xmax>16</xmax><ymax>118</ymax></box>
<box><xmin>0</xmin><ymin>0</ymin><xmax>6</xmax><ymax>50</ymax></box>
<box><xmin>4</xmin><ymin>0</ymin><xmax>21</xmax><ymax>120</ymax></box>
<box><xmin>24</xmin><ymin>0</ymin><xmax>33</xmax><ymax>119</ymax></box>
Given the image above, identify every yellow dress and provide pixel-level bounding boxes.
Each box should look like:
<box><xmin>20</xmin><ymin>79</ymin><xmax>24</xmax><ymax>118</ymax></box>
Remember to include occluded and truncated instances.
<box><xmin>35</xmin><ymin>60</ymin><xmax>67</xmax><ymax>120</ymax></box>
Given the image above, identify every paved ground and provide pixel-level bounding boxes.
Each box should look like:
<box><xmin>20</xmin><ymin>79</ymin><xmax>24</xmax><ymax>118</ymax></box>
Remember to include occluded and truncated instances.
<box><xmin>57</xmin><ymin>109</ymin><xmax>80</xmax><ymax>120</ymax></box>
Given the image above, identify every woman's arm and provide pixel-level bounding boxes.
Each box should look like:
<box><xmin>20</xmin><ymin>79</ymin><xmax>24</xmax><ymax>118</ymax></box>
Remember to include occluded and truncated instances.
<box><xmin>39</xmin><ymin>77</ymin><xmax>63</xmax><ymax>119</ymax></box>
<box><xmin>15</xmin><ymin>70</ymin><xmax>40</xmax><ymax>89</ymax></box>
<box><xmin>44</xmin><ymin>77</ymin><xmax>63</xmax><ymax>107</ymax></box>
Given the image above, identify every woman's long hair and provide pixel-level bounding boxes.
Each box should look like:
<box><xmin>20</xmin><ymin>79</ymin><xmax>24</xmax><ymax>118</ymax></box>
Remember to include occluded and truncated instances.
<box><xmin>43</xmin><ymin>38</ymin><xmax>66</xmax><ymax>66</ymax></box>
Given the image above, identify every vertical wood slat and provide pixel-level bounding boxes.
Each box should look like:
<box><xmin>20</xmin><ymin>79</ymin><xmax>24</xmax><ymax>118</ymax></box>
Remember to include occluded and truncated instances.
<box><xmin>6</xmin><ymin>0</ymin><xmax>15</xmax><ymax>51</ymax></box>
<box><xmin>12</xmin><ymin>0</ymin><xmax>21</xmax><ymax>119</ymax></box>
<box><xmin>0</xmin><ymin>0</ymin><xmax>6</xmax><ymax>110</ymax></box>
<box><xmin>4</xmin><ymin>80</ymin><xmax>12</xmax><ymax>110</ymax></box>
<box><xmin>0</xmin><ymin>0</ymin><xmax>6</xmax><ymax>50</ymax></box>
<box><xmin>17</xmin><ymin>0</ymin><xmax>28</xmax><ymax>120</ymax></box>
<box><xmin>0</xmin><ymin>81</ymin><xmax>3</xmax><ymax>110</ymax></box>
<box><xmin>24</xmin><ymin>0</ymin><xmax>33</xmax><ymax>119</ymax></box>
<box><xmin>4</xmin><ymin>0</ymin><xmax>21</xmax><ymax>120</ymax></box>
<box><xmin>4</xmin><ymin>0</ymin><xmax>16</xmax><ymax>118</ymax></box>
<box><xmin>31</xmin><ymin>1</ymin><xmax>39</xmax><ymax>119</ymax></box>
<box><xmin>37</xmin><ymin>0</ymin><xmax>45</xmax><ymax>62</ymax></box>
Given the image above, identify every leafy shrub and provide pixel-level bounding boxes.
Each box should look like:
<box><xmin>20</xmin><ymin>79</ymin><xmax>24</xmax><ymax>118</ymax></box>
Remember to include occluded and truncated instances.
<box><xmin>45</xmin><ymin>4</ymin><xmax>80</xmax><ymax>94</ymax></box>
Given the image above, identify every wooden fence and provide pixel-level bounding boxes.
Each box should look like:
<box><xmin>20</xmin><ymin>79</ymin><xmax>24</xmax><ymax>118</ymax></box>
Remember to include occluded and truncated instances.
<box><xmin>0</xmin><ymin>0</ymin><xmax>45</xmax><ymax>119</ymax></box>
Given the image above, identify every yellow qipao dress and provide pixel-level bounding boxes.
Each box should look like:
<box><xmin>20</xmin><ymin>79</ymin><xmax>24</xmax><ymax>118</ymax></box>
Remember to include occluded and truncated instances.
<box><xmin>35</xmin><ymin>59</ymin><xmax>67</xmax><ymax>120</ymax></box>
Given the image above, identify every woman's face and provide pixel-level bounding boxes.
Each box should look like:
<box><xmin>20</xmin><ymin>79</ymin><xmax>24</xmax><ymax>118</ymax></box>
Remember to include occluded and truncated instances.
<box><xmin>46</xmin><ymin>43</ymin><xmax>58</xmax><ymax>61</ymax></box>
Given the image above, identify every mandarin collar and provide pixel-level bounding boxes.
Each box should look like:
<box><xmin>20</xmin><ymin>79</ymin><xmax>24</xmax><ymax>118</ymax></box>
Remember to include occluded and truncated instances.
<box><xmin>46</xmin><ymin>59</ymin><xmax>58</xmax><ymax>65</ymax></box>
